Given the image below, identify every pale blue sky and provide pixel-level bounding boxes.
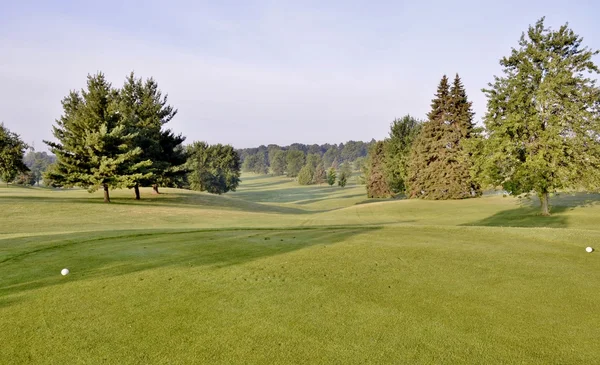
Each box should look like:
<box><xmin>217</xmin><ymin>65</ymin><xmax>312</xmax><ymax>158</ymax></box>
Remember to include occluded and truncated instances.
<box><xmin>1</xmin><ymin>0</ymin><xmax>598</xmax><ymax>149</ymax></box>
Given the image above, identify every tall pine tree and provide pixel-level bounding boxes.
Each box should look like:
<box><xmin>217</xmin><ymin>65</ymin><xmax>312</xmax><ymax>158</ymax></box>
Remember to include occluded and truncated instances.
<box><xmin>407</xmin><ymin>75</ymin><xmax>479</xmax><ymax>199</ymax></box>
<box><xmin>45</xmin><ymin>73</ymin><xmax>149</xmax><ymax>203</ymax></box>
<box><xmin>119</xmin><ymin>73</ymin><xmax>186</xmax><ymax>198</ymax></box>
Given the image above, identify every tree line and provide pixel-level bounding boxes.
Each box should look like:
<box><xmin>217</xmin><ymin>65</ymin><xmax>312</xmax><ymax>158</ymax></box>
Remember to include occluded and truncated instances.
<box><xmin>2</xmin><ymin>18</ymin><xmax>599</xmax><ymax>214</ymax></box>
<box><xmin>364</xmin><ymin>18</ymin><xmax>600</xmax><ymax>215</ymax></box>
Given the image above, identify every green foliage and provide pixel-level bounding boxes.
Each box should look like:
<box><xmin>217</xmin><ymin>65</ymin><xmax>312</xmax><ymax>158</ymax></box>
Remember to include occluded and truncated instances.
<box><xmin>479</xmin><ymin>18</ymin><xmax>600</xmax><ymax>215</ymax></box>
<box><xmin>297</xmin><ymin>164</ymin><xmax>314</xmax><ymax>185</ymax></box>
<box><xmin>384</xmin><ymin>115</ymin><xmax>422</xmax><ymax>194</ymax></box>
<box><xmin>44</xmin><ymin>73</ymin><xmax>150</xmax><ymax>202</ymax></box>
<box><xmin>305</xmin><ymin>153</ymin><xmax>321</xmax><ymax>169</ymax></box>
<box><xmin>242</xmin><ymin>154</ymin><xmax>268</xmax><ymax>174</ymax></box>
<box><xmin>186</xmin><ymin>142</ymin><xmax>241</xmax><ymax>194</ymax></box>
<box><xmin>119</xmin><ymin>72</ymin><xmax>186</xmax><ymax>193</ymax></box>
<box><xmin>286</xmin><ymin>150</ymin><xmax>305</xmax><ymax>177</ymax></box>
<box><xmin>0</xmin><ymin>123</ymin><xmax>29</xmax><ymax>184</ymax></box>
<box><xmin>353</xmin><ymin>157</ymin><xmax>366</xmax><ymax>172</ymax></box>
<box><xmin>407</xmin><ymin>74</ymin><xmax>479</xmax><ymax>200</ymax></box>
<box><xmin>366</xmin><ymin>141</ymin><xmax>392</xmax><ymax>198</ymax></box>
<box><xmin>338</xmin><ymin>172</ymin><xmax>347</xmax><ymax>187</ymax></box>
<box><xmin>23</xmin><ymin>150</ymin><xmax>55</xmax><ymax>185</ymax></box>
<box><xmin>327</xmin><ymin>167</ymin><xmax>337</xmax><ymax>186</ymax></box>
<box><xmin>322</xmin><ymin>147</ymin><xmax>339</xmax><ymax>168</ymax></box>
<box><xmin>269</xmin><ymin>150</ymin><xmax>287</xmax><ymax>175</ymax></box>
<box><xmin>314</xmin><ymin>163</ymin><xmax>326</xmax><ymax>185</ymax></box>
<box><xmin>339</xmin><ymin>161</ymin><xmax>352</xmax><ymax>178</ymax></box>
<box><xmin>340</xmin><ymin>141</ymin><xmax>368</xmax><ymax>162</ymax></box>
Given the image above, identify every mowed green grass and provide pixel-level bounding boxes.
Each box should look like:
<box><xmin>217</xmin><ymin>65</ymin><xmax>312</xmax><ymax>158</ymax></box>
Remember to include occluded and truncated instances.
<box><xmin>1</xmin><ymin>175</ymin><xmax>600</xmax><ymax>364</ymax></box>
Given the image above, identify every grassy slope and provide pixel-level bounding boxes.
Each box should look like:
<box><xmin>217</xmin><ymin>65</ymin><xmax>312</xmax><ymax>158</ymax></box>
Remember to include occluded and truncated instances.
<box><xmin>1</xmin><ymin>175</ymin><xmax>600</xmax><ymax>364</ymax></box>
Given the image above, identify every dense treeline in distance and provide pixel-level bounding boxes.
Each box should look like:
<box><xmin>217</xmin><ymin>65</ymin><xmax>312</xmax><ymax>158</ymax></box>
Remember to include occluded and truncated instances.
<box><xmin>1</xmin><ymin>18</ymin><xmax>599</xmax><ymax>215</ymax></box>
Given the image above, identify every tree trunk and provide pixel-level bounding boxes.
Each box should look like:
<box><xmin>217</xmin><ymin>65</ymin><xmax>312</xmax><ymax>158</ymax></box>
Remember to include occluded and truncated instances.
<box><xmin>103</xmin><ymin>184</ymin><xmax>111</xmax><ymax>203</ymax></box>
<box><xmin>134</xmin><ymin>184</ymin><xmax>141</xmax><ymax>200</ymax></box>
<box><xmin>539</xmin><ymin>191</ymin><xmax>550</xmax><ymax>216</ymax></box>
<box><xmin>152</xmin><ymin>184</ymin><xmax>160</xmax><ymax>194</ymax></box>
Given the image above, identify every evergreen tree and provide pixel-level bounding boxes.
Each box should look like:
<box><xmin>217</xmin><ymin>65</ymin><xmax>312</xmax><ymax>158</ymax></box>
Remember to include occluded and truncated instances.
<box><xmin>323</xmin><ymin>147</ymin><xmax>339</xmax><ymax>168</ymax></box>
<box><xmin>367</xmin><ymin>141</ymin><xmax>392</xmax><ymax>198</ymax></box>
<box><xmin>306</xmin><ymin>153</ymin><xmax>322</xmax><ymax>169</ymax></box>
<box><xmin>407</xmin><ymin>74</ymin><xmax>479</xmax><ymax>199</ymax></box>
<box><xmin>297</xmin><ymin>164</ymin><xmax>314</xmax><ymax>185</ymax></box>
<box><xmin>314</xmin><ymin>163</ymin><xmax>326</xmax><ymax>185</ymax></box>
<box><xmin>286</xmin><ymin>150</ymin><xmax>305</xmax><ymax>177</ymax></box>
<box><xmin>119</xmin><ymin>73</ymin><xmax>186</xmax><ymax>198</ymax></box>
<box><xmin>327</xmin><ymin>167</ymin><xmax>337</xmax><ymax>186</ymax></box>
<box><xmin>270</xmin><ymin>150</ymin><xmax>287</xmax><ymax>175</ymax></box>
<box><xmin>384</xmin><ymin>115</ymin><xmax>422</xmax><ymax>194</ymax></box>
<box><xmin>478</xmin><ymin>18</ymin><xmax>600</xmax><ymax>215</ymax></box>
<box><xmin>339</xmin><ymin>161</ymin><xmax>352</xmax><ymax>179</ymax></box>
<box><xmin>186</xmin><ymin>141</ymin><xmax>241</xmax><ymax>194</ymax></box>
<box><xmin>338</xmin><ymin>172</ymin><xmax>348</xmax><ymax>187</ymax></box>
<box><xmin>44</xmin><ymin>73</ymin><xmax>148</xmax><ymax>203</ymax></box>
<box><xmin>0</xmin><ymin>123</ymin><xmax>29</xmax><ymax>185</ymax></box>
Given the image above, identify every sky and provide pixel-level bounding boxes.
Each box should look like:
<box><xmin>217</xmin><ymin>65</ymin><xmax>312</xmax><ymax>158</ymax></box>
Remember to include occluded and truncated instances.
<box><xmin>1</xmin><ymin>0</ymin><xmax>599</xmax><ymax>150</ymax></box>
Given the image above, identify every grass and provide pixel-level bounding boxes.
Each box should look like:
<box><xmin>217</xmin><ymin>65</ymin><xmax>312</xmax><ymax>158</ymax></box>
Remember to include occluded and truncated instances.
<box><xmin>1</xmin><ymin>175</ymin><xmax>600</xmax><ymax>364</ymax></box>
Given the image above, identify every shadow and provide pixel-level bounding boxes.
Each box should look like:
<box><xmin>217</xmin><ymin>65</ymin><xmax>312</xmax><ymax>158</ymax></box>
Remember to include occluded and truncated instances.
<box><xmin>0</xmin><ymin>192</ymin><xmax>310</xmax><ymax>215</ymax></box>
<box><xmin>464</xmin><ymin>206</ymin><xmax>570</xmax><ymax>228</ymax></box>
<box><xmin>463</xmin><ymin>192</ymin><xmax>600</xmax><ymax>228</ymax></box>
<box><xmin>295</xmin><ymin>193</ymin><xmax>366</xmax><ymax>205</ymax></box>
<box><xmin>239</xmin><ymin>179</ymin><xmax>291</xmax><ymax>189</ymax></box>
<box><xmin>0</xmin><ymin>227</ymin><xmax>380</xmax><ymax>303</ymax></box>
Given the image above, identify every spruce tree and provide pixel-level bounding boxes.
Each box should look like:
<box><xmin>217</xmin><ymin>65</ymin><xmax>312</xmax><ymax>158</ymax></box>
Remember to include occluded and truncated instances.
<box><xmin>327</xmin><ymin>167</ymin><xmax>337</xmax><ymax>186</ymax></box>
<box><xmin>407</xmin><ymin>75</ymin><xmax>479</xmax><ymax>199</ymax></box>
<box><xmin>478</xmin><ymin>18</ymin><xmax>600</xmax><ymax>215</ymax></box>
<box><xmin>367</xmin><ymin>141</ymin><xmax>392</xmax><ymax>198</ymax></box>
<box><xmin>119</xmin><ymin>73</ymin><xmax>185</xmax><ymax>198</ymax></box>
<box><xmin>44</xmin><ymin>73</ymin><xmax>148</xmax><ymax>203</ymax></box>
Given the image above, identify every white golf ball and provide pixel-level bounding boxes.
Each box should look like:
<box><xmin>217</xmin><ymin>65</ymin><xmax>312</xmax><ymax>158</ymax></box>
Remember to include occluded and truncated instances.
<box><xmin>61</xmin><ymin>268</ymin><xmax>70</xmax><ymax>276</ymax></box>
<box><xmin>586</xmin><ymin>247</ymin><xmax>593</xmax><ymax>253</ymax></box>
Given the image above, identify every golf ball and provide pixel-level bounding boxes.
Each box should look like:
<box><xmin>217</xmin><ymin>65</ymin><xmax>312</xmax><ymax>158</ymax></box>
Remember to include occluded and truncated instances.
<box><xmin>586</xmin><ymin>247</ymin><xmax>593</xmax><ymax>253</ymax></box>
<box><xmin>61</xmin><ymin>268</ymin><xmax>70</xmax><ymax>276</ymax></box>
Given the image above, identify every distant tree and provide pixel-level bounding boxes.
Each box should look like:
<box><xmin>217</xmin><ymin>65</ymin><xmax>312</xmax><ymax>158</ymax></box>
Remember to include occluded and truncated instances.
<box><xmin>270</xmin><ymin>150</ymin><xmax>287</xmax><ymax>175</ymax></box>
<box><xmin>23</xmin><ymin>150</ymin><xmax>56</xmax><ymax>185</ymax></box>
<box><xmin>0</xmin><ymin>124</ymin><xmax>29</xmax><ymax>185</ymax></box>
<box><xmin>323</xmin><ymin>146</ymin><xmax>339</xmax><ymax>168</ymax></box>
<box><xmin>306</xmin><ymin>153</ymin><xmax>322</xmax><ymax>169</ymax></box>
<box><xmin>186</xmin><ymin>141</ymin><xmax>241</xmax><ymax>194</ymax></box>
<box><xmin>314</xmin><ymin>163</ymin><xmax>326</xmax><ymax>185</ymax></box>
<box><xmin>297</xmin><ymin>164</ymin><xmax>314</xmax><ymax>185</ymax></box>
<box><xmin>45</xmin><ymin>73</ymin><xmax>150</xmax><ymax>202</ymax></box>
<box><xmin>367</xmin><ymin>141</ymin><xmax>392</xmax><ymax>198</ymax></box>
<box><xmin>242</xmin><ymin>153</ymin><xmax>268</xmax><ymax>174</ymax></box>
<box><xmin>384</xmin><ymin>115</ymin><xmax>422</xmax><ymax>194</ymax></box>
<box><xmin>407</xmin><ymin>74</ymin><xmax>479</xmax><ymax>200</ymax></box>
<box><xmin>331</xmin><ymin>157</ymin><xmax>340</xmax><ymax>170</ymax></box>
<box><xmin>286</xmin><ymin>150</ymin><xmax>305</xmax><ymax>177</ymax></box>
<box><xmin>477</xmin><ymin>18</ymin><xmax>600</xmax><ymax>215</ymax></box>
<box><xmin>307</xmin><ymin>144</ymin><xmax>322</xmax><ymax>155</ymax></box>
<box><xmin>327</xmin><ymin>167</ymin><xmax>337</xmax><ymax>186</ymax></box>
<box><xmin>341</xmin><ymin>141</ymin><xmax>368</xmax><ymax>162</ymax></box>
<box><xmin>338</xmin><ymin>172</ymin><xmax>348</xmax><ymax>188</ymax></box>
<box><xmin>13</xmin><ymin>171</ymin><xmax>36</xmax><ymax>186</ymax></box>
<box><xmin>339</xmin><ymin>161</ymin><xmax>352</xmax><ymax>179</ymax></box>
<box><xmin>353</xmin><ymin>157</ymin><xmax>366</xmax><ymax>172</ymax></box>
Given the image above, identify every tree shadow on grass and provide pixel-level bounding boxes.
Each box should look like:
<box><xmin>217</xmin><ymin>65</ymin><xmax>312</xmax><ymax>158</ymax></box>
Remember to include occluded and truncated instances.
<box><xmin>0</xmin><ymin>227</ymin><xmax>379</xmax><ymax>304</ymax></box>
<box><xmin>464</xmin><ymin>193</ymin><xmax>600</xmax><ymax>228</ymax></box>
